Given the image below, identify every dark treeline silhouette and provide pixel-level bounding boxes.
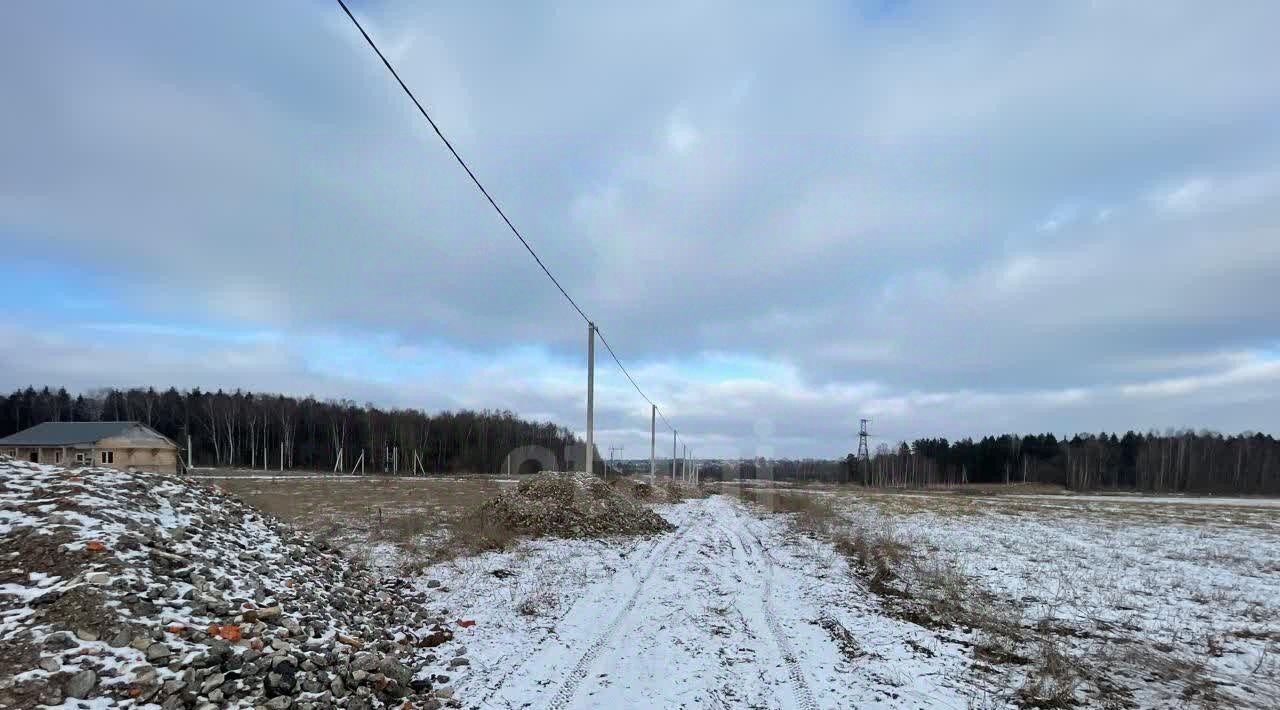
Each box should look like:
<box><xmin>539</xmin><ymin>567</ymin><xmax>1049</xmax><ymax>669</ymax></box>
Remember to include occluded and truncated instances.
<box><xmin>0</xmin><ymin>386</ymin><xmax>579</xmax><ymax>474</ymax></box>
<box><xmin>850</xmin><ymin>432</ymin><xmax>1280</xmax><ymax>495</ymax></box>
<box><xmin>696</xmin><ymin>459</ymin><xmax>848</xmax><ymax>483</ymax></box>
<box><xmin>697</xmin><ymin>431</ymin><xmax>1280</xmax><ymax>495</ymax></box>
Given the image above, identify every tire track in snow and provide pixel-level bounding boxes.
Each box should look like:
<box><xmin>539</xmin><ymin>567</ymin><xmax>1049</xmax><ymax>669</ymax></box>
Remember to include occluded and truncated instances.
<box><xmin>543</xmin><ymin>512</ymin><xmax>700</xmax><ymax>710</ymax></box>
<box><xmin>703</xmin><ymin>517</ymin><xmax>786</xmax><ymax>709</ymax></box>
<box><xmin>728</xmin><ymin>502</ymin><xmax>820</xmax><ymax>710</ymax></box>
<box><xmin>473</xmin><ymin>531</ymin><xmax>668</xmax><ymax>707</ymax></box>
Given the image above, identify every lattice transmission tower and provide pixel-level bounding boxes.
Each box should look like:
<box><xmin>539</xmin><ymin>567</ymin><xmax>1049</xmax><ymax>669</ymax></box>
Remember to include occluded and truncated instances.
<box><xmin>856</xmin><ymin>418</ymin><xmax>871</xmax><ymax>484</ymax></box>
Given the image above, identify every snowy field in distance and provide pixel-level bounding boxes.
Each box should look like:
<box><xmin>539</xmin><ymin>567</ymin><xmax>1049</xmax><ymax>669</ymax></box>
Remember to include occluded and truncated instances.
<box><xmin>823</xmin><ymin>488</ymin><xmax>1280</xmax><ymax>708</ymax></box>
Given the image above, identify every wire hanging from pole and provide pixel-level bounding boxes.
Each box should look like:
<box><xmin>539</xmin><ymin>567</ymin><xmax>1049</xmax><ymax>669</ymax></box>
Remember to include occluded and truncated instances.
<box><xmin>333</xmin><ymin>0</ymin><xmax>683</xmax><ymax>440</ymax></box>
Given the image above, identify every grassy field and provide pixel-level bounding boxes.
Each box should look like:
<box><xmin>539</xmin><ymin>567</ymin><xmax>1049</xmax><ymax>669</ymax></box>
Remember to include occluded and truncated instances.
<box><xmin>207</xmin><ymin>472</ymin><xmax>520</xmax><ymax>566</ymax></box>
<box><xmin>721</xmin><ymin>482</ymin><xmax>1280</xmax><ymax>708</ymax></box>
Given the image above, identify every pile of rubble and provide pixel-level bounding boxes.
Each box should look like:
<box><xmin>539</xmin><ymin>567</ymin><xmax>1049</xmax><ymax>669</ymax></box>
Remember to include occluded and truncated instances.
<box><xmin>474</xmin><ymin>472</ymin><xmax>674</xmax><ymax>539</ymax></box>
<box><xmin>624</xmin><ymin>478</ymin><xmax>709</xmax><ymax>503</ymax></box>
<box><xmin>0</xmin><ymin>458</ymin><xmax>468</xmax><ymax>709</ymax></box>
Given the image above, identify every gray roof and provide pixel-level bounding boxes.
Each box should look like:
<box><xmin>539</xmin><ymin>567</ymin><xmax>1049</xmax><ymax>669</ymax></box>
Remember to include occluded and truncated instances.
<box><xmin>0</xmin><ymin>421</ymin><xmax>152</xmax><ymax>446</ymax></box>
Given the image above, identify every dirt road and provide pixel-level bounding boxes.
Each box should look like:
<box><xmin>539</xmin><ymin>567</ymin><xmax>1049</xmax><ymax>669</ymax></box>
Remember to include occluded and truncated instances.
<box><xmin>441</xmin><ymin>495</ymin><xmax>987</xmax><ymax>709</ymax></box>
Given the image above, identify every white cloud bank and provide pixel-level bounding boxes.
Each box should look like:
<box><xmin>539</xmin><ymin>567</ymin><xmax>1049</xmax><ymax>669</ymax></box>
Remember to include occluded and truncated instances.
<box><xmin>1</xmin><ymin>1</ymin><xmax>1278</xmax><ymax>456</ymax></box>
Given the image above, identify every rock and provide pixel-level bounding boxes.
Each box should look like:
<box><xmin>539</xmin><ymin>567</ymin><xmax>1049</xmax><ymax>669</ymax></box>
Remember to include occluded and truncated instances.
<box><xmin>426</xmin><ymin>580</ymin><xmax>442</xmax><ymax>589</ymax></box>
<box><xmin>38</xmin><ymin>656</ymin><xmax>60</xmax><ymax>672</ymax></box>
<box><xmin>257</xmin><ymin>605</ymin><xmax>283</xmax><ymax>620</ymax></box>
<box><xmin>146</xmin><ymin>642</ymin><xmax>172</xmax><ymax>661</ymax></box>
<box><xmin>409</xmin><ymin>677</ymin><xmax>432</xmax><ymax>693</ymax></box>
<box><xmin>330</xmin><ymin>676</ymin><xmax>347</xmax><ymax>699</ymax></box>
<box><xmin>379</xmin><ymin>658</ymin><xmax>413</xmax><ymax>687</ymax></box>
<box><xmin>85</xmin><ymin>571</ymin><xmax>111</xmax><ymax>585</ymax></box>
<box><xmin>266</xmin><ymin>697</ymin><xmax>293</xmax><ymax>709</ymax></box>
<box><xmin>434</xmin><ymin>686</ymin><xmax>454</xmax><ymax>699</ymax></box>
<box><xmin>108</xmin><ymin>629</ymin><xmax>132</xmax><ymax>647</ymax></box>
<box><xmin>44</xmin><ymin>631</ymin><xmax>76</xmax><ymax>650</ymax></box>
<box><xmin>265</xmin><ymin>659</ymin><xmax>297</xmax><ymax>697</ymax></box>
<box><xmin>39</xmin><ymin>683</ymin><xmax>64</xmax><ymax>706</ymax></box>
<box><xmin>447</xmin><ymin>657</ymin><xmax>470</xmax><ymax>668</ymax></box>
<box><xmin>199</xmin><ymin>672</ymin><xmax>224</xmax><ymax>695</ymax></box>
<box><xmin>75</xmin><ymin>628</ymin><xmax>99</xmax><ymax>642</ymax></box>
<box><xmin>65</xmin><ymin>669</ymin><xmax>98</xmax><ymax>699</ymax></box>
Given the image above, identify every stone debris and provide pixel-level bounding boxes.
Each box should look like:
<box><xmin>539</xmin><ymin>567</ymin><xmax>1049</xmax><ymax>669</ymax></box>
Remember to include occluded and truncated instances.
<box><xmin>624</xmin><ymin>478</ymin><xmax>709</xmax><ymax>502</ymax></box>
<box><xmin>474</xmin><ymin>472</ymin><xmax>675</xmax><ymax>539</ymax></box>
<box><xmin>0</xmin><ymin>458</ymin><xmax>467</xmax><ymax>709</ymax></box>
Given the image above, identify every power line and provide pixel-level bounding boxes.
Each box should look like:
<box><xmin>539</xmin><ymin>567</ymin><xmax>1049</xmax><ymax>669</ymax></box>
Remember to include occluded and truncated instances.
<box><xmin>334</xmin><ymin>0</ymin><xmax>681</xmax><ymax>443</ymax></box>
<box><xmin>334</xmin><ymin>0</ymin><xmax>587</xmax><ymax>323</ymax></box>
<box><xmin>595</xmin><ymin>327</ymin><xmax>674</xmax><ymax>432</ymax></box>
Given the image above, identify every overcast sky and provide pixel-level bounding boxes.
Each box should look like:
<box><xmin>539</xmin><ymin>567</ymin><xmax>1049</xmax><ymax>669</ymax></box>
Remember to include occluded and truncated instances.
<box><xmin>2</xmin><ymin>1</ymin><xmax>1278</xmax><ymax>459</ymax></box>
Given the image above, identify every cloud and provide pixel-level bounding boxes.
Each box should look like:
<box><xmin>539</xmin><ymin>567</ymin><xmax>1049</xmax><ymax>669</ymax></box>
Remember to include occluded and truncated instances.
<box><xmin>1</xmin><ymin>0</ymin><xmax>1279</xmax><ymax>456</ymax></box>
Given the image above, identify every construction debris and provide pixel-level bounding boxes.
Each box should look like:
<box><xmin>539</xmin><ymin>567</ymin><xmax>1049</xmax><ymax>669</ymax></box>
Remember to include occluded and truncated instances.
<box><xmin>473</xmin><ymin>472</ymin><xmax>674</xmax><ymax>539</ymax></box>
<box><xmin>0</xmin><ymin>458</ymin><xmax>466</xmax><ymax>709</ymax></box>
<box><xmin>624</xmin><ymin>478</ymin><xmax>710</xmax><ymax>502</ymax></box>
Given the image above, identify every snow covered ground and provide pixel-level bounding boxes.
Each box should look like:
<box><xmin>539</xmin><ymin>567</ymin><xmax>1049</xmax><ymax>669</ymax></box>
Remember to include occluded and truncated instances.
<box><xmin>10</xmin><ymin>458</ymin><xmax>1274</xmax><ymax>709</ymax></box>
<box><xmin>817</xmin><ymin>489</ymin><xmax>1280</xmax><ymax>708</ymax></box>
<box><xmin>416</xmin><ymin>495</ymin><xmax>1004</xmax><ymax>709</ymax></box>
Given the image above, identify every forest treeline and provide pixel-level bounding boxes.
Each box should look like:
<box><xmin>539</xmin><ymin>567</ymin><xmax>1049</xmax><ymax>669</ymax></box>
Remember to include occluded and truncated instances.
<box><xmin>4</xmin><ymin>386</ymin><xmax>1277</xmax><ymax>494</ymax></box>
<box><xmin>857</xmin><ymin>432</ymin><xmax>1280</xmax><ymax>494</ymax></box>
<box><xmin>0</xmin><ymin>386</ymin><xmax>579</xmax><ymax>474</ymax></box>
<box><xmin>701</xmin><ymin>431</ymin><xmax>1280</xmax><ymax>495</ymax></box>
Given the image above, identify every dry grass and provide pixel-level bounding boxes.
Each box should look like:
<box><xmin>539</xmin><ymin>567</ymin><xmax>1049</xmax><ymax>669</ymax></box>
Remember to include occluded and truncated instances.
<box><xmin>732</xmin><ymin>488</ymin><xmax>1155</xmax><ymax>709</ymax></box>
<box><xmin>1015</xmin><ymin>641</ymin><xmax>1082</xmax><ymax>709</ymax></box>
<box><xmin>213</xmin><ymin>474</ymin><xmax>531</xmax><ymax>572</ymax></box>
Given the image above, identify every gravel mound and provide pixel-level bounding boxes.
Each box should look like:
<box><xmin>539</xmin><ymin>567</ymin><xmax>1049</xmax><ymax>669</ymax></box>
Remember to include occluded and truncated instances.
<box><xmin>624</xmin><ymin>479</ymin><xmax>709</xmax><ymax>502</ymax></box>
<box><xmin>0</xmin><ymin>458</ymin><xmax>467</xmax><ymax>709</ymax></box>
<box><xmin>474</xmin><ymin>472</ymin><xmax>674</xmax><ymax>539</ymax></box>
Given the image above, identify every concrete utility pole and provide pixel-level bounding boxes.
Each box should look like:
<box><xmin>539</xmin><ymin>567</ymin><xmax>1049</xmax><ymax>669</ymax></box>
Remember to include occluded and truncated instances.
<box><xmin>683</xmin><ymin>444</ymin><xmax>688</xmax><ymax>482</ymax></box>
<box><xmin>187</xmin><ymin>434</ymin><xmax>192</xmax><ymax>470</ymax></box>
<box><xmin>672</xmin><ymin>430</ymin><xmax>678</xmax><ymax>479</ymax></box>
<box><xmin>585</xmin><ymin>323</ymin><xmax>595</xmax><ymax>475</ymax></box>
<box><xmin>650</xmin><ymin>405</ymin><xmax>656</xmax><ymax>480</ymax></box>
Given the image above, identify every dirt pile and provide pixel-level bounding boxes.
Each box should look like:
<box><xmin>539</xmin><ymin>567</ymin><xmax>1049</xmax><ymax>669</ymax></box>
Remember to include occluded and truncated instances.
<box><xmin>0</xmin><ymin>457</ymin><xmax>467</xmax><ymax>709</ymax></box>
<box><xmin>474</xmin><ymin>472</ymin><xmax>674</xmax><ymax>539</ymax></box>
<box><xmin>623</xmin><ymin>478</ymin><xmax>710</xmax><ymax>502</ymax></box>
<box><xmin>657</xmin><ymin>479</ymin><xmax>711</xmax><ymax>502</ymax></box>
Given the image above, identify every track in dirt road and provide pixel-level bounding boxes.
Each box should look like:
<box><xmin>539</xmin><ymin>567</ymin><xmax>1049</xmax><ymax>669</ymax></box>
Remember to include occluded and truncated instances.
<box><xmin>725</xmin><ymin>506</ymin><xmax>820</xmax><ymax>710</ymax></box>
<box><xmin>457</xmin><ymin>495</ymin><xmax>987</xmax><ymax>710</ymax></box>
<box><xmin>543</xmin><ymin>518</ymin><xmax>698</xmax><ymax>709</ymax></box>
